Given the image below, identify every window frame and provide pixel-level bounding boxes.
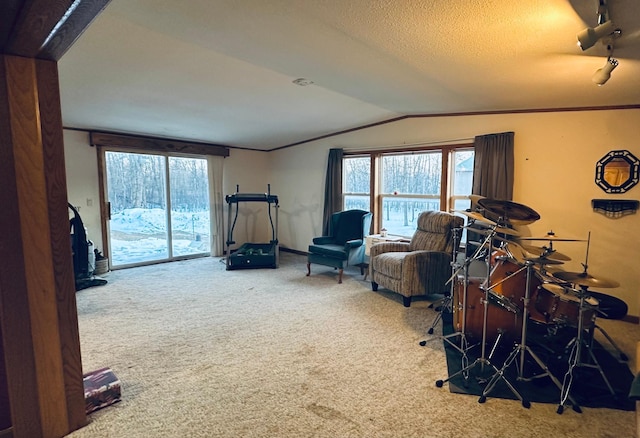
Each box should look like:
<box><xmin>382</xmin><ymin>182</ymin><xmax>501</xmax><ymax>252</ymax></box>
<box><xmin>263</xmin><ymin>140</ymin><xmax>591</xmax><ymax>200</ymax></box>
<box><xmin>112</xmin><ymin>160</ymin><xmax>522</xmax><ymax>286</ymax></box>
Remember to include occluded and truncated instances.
<box><xmin>343</xmin><ymin>144</ymin><xmax>474</xmax><ymax>236</ymax></box>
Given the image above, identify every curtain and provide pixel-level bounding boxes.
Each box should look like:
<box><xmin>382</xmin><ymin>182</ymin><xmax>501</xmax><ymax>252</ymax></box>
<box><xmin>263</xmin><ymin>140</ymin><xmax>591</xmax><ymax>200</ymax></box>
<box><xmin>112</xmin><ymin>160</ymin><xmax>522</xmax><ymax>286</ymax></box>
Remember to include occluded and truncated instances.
<box><xmin>322</xmin><ymin>148</ymin><xmax>343</xmax><ymax>235</ymax></box>
<box><xmin>472</xmin><ymin>131</ymin><xmax>515</xmax><ymax>200</ymax></box>
<box><xmin>208</xmin><ymin>155</ymin><xmax>225</xmax><ymax>256</ymax></box>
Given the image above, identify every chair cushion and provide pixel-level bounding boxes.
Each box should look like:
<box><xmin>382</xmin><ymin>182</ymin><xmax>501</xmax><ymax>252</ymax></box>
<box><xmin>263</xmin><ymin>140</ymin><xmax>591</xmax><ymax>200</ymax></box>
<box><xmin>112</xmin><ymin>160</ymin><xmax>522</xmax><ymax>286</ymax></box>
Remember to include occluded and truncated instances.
<box><xmin>308</xmin><ymin>243</ymin><xmax>349</xmax><ymax>260</ymax></box>
<box><xmin>372</xmin><ymin>252</ymin><xmax>409</xmax><ymax>278</ymax></box>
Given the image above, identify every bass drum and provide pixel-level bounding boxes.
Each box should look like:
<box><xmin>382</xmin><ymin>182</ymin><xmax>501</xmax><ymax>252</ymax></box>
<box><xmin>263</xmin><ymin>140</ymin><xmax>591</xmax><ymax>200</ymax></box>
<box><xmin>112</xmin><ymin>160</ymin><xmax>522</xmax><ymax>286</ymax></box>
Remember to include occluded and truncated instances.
<box><xmin>453</xmin><ymin>276</ymin><xmax>522</xmax><ymax>345</ymax></box>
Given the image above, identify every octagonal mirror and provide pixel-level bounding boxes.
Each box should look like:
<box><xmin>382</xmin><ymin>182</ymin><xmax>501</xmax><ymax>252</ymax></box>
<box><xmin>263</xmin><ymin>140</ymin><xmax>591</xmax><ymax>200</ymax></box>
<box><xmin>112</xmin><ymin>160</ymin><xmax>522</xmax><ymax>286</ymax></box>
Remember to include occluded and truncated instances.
<box><xmin>595</xmin><ymin>150</ymin><xmax>640</xmax><ymax>193</ymax></box>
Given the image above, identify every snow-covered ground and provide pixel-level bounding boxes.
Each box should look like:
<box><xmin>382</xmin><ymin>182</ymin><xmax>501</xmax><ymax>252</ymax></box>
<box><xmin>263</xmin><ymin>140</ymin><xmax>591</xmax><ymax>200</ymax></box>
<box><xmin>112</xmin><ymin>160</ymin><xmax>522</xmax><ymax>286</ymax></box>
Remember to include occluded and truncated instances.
<box><xmin>109</xmin><ymin>208</ymin><xmax>210</xmax><ymax>266</ymax></box>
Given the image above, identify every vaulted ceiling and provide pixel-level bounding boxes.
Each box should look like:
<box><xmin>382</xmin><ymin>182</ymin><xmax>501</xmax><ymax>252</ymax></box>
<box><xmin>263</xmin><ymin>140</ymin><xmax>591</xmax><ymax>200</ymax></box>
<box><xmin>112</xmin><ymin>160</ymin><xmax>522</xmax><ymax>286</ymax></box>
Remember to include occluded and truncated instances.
<box><xmin>57</xmin><ymin>0</ymin><xmax>640</xmax><ymax>151</ymax></box>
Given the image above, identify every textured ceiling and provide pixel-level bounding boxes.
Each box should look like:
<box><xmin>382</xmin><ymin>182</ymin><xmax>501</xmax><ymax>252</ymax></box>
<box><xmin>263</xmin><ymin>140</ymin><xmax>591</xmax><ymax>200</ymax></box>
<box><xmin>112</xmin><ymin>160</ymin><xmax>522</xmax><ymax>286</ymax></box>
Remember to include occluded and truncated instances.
<box><xmin>58</xmin><ymin>0</ymin><xmax>640</xmax><ymax>150</ymax></box>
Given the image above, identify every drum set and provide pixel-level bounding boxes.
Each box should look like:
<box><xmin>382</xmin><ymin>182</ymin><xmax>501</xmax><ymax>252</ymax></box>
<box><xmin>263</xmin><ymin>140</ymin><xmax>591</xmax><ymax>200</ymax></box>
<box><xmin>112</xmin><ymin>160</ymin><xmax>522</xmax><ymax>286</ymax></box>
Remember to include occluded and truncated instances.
<box><xmin>427</xmin><ymin>197</ymin><xmax>623</xmax><ymax>413</ymax></box>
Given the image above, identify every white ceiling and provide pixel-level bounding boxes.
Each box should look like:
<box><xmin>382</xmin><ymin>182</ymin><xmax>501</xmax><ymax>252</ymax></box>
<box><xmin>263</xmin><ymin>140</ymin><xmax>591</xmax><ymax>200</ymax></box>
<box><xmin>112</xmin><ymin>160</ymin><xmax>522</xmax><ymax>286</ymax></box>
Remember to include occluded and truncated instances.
<box><xmin>58</xmin><ymin>0</ymin><xmax>640</xmax><ymax>151</ymax></box>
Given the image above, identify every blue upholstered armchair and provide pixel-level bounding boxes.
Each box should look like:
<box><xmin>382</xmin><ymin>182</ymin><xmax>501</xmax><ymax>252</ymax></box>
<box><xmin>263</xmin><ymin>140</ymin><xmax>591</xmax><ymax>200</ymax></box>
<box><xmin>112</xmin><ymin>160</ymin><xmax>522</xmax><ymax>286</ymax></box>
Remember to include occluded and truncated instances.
<box><xmin>306</xmin><ymin>209</ymin><xmax>373</xmax><ymax>283</ymax></box>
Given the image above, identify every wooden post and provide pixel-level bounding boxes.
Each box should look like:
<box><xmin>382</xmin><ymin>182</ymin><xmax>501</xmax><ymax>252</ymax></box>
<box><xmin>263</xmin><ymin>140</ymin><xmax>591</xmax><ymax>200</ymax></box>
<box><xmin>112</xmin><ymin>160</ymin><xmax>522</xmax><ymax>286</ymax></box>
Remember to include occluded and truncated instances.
<box><xmin>0</xmin><ymin>54</ymin><xmax>86</xmax><ymax>438</ymax></box>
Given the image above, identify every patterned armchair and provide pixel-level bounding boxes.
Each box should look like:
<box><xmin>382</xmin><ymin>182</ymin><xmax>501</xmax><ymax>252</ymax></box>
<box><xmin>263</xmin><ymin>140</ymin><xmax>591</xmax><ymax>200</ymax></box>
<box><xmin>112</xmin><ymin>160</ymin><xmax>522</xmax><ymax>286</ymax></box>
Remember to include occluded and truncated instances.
<box><xmin>307</xmin><ymin>209</ymin><xmax>373</xmax><ymax>284</ymax></box>
<box><xmin>369</xmin><ymin>211</ymin><xmax>463</xmax><ymax>307</ymax></box>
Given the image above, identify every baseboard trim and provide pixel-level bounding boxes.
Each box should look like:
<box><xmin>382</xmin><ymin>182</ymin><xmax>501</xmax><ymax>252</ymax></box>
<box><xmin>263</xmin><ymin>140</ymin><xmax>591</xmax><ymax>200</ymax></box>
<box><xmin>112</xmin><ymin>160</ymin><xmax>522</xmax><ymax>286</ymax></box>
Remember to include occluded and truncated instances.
<box><xmin>280</xmin><ymin>247</ymin><xmax>307</xmax><ymax>256</ymax></box>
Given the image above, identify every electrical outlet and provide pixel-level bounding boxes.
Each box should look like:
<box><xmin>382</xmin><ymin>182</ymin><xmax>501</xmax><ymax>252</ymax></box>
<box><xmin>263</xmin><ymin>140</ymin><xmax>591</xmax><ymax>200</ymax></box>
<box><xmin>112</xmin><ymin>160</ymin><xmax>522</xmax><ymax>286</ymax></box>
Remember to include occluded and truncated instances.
<box><xmin>87</xmin><ymin>198</ymin><xmax>93</xmax><ymax>207</ymax></box>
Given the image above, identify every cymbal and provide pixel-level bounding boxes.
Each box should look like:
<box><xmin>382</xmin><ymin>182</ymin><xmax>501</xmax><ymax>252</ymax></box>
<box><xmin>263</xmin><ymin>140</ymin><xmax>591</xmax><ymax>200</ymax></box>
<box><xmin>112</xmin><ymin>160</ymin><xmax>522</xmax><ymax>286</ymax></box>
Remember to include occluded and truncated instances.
<box><xmin>518</xmin><ymin>234</ymin><xmax>585</xmax><ymax>242</ymax></box>
<box><xmin>467</xmin><ymin>224</ymin><xmax>520</xmax><ymax>236</ymax></box>
<box><xmin>454</xmin><ymin>210</ymin><xmax>497</xmax><ymax>226</ymax></box>
<box><xmin>524</xmin><ymin>257</ymin><xmax>564</xmax><ymax>265</ymax></box>
<box><xmin>469</xmin><ymin>194</ymin><xmax>486</xmax><ymax>205</ymax></box>
<box><xmin>552</xmin><ymin>271</ymin><xmax>620</xmax><ymax>288</ymax></box>
<box><xmin>522</xmin><ymin>245</ymin><xmax>571</xmax><ymax>261</ymax></box>
<box><xmin>477</xmin><ymin>199</ymin><xmax>540</xmax><ymax>225</ymax></box>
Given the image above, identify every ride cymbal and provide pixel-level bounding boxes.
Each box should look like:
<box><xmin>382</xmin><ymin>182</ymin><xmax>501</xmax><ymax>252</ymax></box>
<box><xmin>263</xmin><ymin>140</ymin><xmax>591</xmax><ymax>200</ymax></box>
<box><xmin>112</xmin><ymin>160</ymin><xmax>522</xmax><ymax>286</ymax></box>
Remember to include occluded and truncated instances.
<box><xmin>552</xmin><ymin>271</ymin><xmax>620</xmax><ymax>288</ymax></box>
<box><xmin>477</xmin><ymin>198</ymin><xmax>540</xmax><ymax>225</ymax></box>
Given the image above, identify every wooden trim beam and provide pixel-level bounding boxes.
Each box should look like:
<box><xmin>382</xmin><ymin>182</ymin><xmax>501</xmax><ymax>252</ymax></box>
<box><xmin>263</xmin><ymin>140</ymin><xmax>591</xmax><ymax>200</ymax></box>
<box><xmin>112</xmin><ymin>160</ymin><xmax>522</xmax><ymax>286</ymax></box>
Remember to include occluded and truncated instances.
<box><xmin>1</xmin><ymin>0</ymin><xmax>112</xmax><ymax>61</ymax></box>
<box><xmin>90</xmin><ymin>131</ymin><xmax>230</xmax><ymax>157</ymax></box>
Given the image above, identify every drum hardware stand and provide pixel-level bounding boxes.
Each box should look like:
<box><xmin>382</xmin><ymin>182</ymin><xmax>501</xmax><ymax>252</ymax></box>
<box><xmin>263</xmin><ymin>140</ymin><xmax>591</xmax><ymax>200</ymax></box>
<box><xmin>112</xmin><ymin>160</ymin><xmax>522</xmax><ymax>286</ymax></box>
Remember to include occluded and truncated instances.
<box><xmin>422</xmin><ymin>226</ymin><xmax>479</xmax><ymax>384</ymax></box>
<box><xmin>434</xmin><ymin>225</ymin><xmax>512</xmax><ymax>389</ymax></box>
<box><xmin>590</xmin><ymin>323</ymin><xmax>628</xmax><ymax>361</ymax></box>
<box><xmin>478</xmin><ymin>260</ymin><xmax>581</xmax><ymax>410</ymax></box>
<box><xmin>557</xmin><ymin>284</ymin><xmax>616</xmax><ymax>414</ymax></box>
<box><xmin>556</xmin><ymin>231</ymin><xmax>616</xmax><ymax>414</ymax></box>
<box><xmin>424</xmin><ymin>227</ymin><xmax>462</xmax><ymax>335</ymax></box>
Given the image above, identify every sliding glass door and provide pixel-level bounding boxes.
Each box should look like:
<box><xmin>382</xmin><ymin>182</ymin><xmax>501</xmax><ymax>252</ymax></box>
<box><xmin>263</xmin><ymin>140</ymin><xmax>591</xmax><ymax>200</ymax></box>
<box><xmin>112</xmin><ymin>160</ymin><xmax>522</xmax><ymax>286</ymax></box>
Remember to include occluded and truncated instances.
<box><xmin>105</xmin><ymin>151</ymin><xmax>210</xmax><ymax>267</ymax></box>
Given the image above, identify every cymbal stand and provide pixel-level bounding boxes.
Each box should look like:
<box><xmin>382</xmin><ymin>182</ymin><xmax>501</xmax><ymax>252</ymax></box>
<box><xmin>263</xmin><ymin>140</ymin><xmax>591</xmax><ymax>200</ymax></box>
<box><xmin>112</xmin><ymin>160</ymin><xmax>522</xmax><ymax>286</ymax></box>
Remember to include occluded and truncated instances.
<box><xmin>478</xmin><ymin>260</ymin><xmax>580</xmax><ymax>410</ymax></box>
<box><xmin>434</xmin><ymin>224</ymin><xmax>512</xmax><ymax>389</ymax></box>
<box><xmin>424</xmin><ymin>226</ymin><xmax>461</xmax><ymax>335</ymax></box>
<box><xmin>423</xmin><ymin>226</ymin><xmax>481</xmax><ymax>384</ymax></box>
<box><xmin>557</xmin><ymin>285</ymin><xmax>616</xmax><ymax>414</ymax></box>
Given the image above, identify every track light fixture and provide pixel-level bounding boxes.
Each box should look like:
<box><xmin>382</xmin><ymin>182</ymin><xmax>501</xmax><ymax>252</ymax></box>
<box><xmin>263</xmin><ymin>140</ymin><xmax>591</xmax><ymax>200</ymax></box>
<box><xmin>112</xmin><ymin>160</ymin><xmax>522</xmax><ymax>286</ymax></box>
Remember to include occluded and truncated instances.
<box><xmin>592</xmin><ymin>57</ymin><xmax>618</xmax><ymax>85</ymax></box>
<box><xmin>577</xmin><ymin>0</ymin><xmax>622</xmax><ymax>85</ymax></box>
<box><xmin>577</xmin><ymin>20</ymin><xmax>614</xmax><ymax>50</ymax></box>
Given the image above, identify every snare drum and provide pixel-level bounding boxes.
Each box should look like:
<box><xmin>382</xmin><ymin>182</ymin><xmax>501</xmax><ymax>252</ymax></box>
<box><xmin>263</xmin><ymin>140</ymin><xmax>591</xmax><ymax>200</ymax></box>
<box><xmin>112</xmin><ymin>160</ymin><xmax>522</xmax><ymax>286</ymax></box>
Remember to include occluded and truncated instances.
<box><xmin>533</xmin><ymin>283</ymin><xmax>599</xmax><ymax>329</ymax></box>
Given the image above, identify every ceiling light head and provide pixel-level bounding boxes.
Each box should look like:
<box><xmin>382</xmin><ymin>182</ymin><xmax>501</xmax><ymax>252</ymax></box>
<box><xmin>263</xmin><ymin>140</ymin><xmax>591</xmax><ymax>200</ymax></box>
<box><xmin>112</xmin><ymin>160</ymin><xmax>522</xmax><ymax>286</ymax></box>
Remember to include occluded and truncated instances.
<box><xmin>592</xmin><ymin>57</ymin><xmax>619</xmax><ymax>86</ymax></box>
<box><xmin>577</xmin><ymin>20</ymin><xmax>615</xmax><ymax>50</ymax></box>
<box><xmin>292</xmin><ymin>78</ymin><xmax>314</xmax><ymax>86</ymax></box>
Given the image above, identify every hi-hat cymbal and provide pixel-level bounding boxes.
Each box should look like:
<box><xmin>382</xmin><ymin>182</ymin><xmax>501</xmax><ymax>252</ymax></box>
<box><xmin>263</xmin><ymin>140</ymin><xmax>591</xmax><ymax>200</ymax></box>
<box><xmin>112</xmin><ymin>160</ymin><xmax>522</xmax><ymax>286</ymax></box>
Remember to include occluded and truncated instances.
<box><xmin>552</xmin><ymin>271</ymin><xmax>620</xmax><ymax>288</ymax></box>
<box><xmin>522</xmin><ymin>245</ymin><xmax>571</xmax><ymax>261</ymax></box>
<box><xmin>454</xmin><ymin>210</ymin><xmax>497</xmax><ymax>226</ymax></box>
<box><xmin>524</xmin><ymin>257</ymin><xmax>564</xmax><ymax>265</ymax></box>
<box><xmin>477</xmin><ymin>198</ymin><xmax>540</xmax><ymax>225</ymax></box>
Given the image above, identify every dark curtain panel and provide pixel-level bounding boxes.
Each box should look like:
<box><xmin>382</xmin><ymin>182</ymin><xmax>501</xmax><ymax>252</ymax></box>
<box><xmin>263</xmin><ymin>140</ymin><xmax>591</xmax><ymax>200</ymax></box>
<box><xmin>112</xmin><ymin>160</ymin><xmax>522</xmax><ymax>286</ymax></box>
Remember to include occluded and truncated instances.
<box><xmin>322</xmin><ymin>148</ymin><xmax>343</xmax><ymax>235</ymax></box>
<box><xmin>472</xmin><ymin>131</ymin><xmax>515</xmax><ymax>201</ymax></box>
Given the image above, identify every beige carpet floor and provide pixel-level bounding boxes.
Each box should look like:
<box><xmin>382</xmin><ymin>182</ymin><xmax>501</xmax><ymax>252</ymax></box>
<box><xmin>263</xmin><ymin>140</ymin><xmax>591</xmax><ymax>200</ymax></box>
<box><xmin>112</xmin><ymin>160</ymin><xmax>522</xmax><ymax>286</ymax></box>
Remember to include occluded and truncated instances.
<box><xmin>67</xmin><ymin>252</ymin><xmax>639</xmax><ymax>438</ymax></box>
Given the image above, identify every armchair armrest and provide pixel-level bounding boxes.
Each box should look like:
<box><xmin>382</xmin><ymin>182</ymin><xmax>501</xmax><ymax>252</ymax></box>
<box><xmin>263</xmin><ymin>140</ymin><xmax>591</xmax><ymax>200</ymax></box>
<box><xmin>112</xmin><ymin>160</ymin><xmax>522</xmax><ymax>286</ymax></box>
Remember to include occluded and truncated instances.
<box><xmin>312</xmin><ymin>236</ymin><xmax>335</xmax><ymax>245</ymax></box>
<box><xmin>345</xmin><ymin>238</ymin><xmax>364</xmax><ymax>249</ymax></box>
<box><xmin>370</xmin><ymin>241</ymin><xmax>411</xmax><ymax>257</ymax></box>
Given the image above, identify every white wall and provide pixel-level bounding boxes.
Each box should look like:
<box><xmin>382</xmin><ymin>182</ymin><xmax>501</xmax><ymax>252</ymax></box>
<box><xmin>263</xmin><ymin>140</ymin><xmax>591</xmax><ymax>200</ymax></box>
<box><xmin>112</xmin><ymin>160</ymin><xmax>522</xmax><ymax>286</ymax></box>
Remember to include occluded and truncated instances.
<box><xmin>222</xmin><ymin>148</ymin><xmax>274</xmax><ymax>246</ymax></box>
<box><xmin>64</xmin><ymin>130</ymin><xmax>103</xmax><ymax>253</ymax></box>
<box><xmin>269</xmin><ymin>109</ymin><xmax>640</xmax><ymax>317</ymax></box>
<box><xmin>64</xmin><ymin>109</ymin><xmax>640</xmax><ymax>317</ymax></box>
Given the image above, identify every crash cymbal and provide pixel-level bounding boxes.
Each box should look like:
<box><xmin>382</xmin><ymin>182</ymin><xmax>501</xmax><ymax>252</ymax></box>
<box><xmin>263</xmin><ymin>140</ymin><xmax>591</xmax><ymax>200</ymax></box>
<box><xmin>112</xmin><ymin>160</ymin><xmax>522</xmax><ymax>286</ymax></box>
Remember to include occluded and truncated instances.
<box><xmin>552</xmin><ymin>271</ymin><xmax>620</xmax><ymax>288</ymax></box>
<box><xmin>454</xmin><ymin>210</ymin><xmax>497</xmax><ymax>226</ymax></box>
<box><xmin>469</xmin><ymin>194</ymin><xmax>486</xmax><ymax>205</ymax></box>
<box><xmin>524</xmin><ymin>257</ymin><xmax>564</xmax><ymax>265</ymax></box>
<box><xmin>477</xmin><ymin>199</ymin><xmax>540</xmax><ymax>225</ymax></box>
<box><xmin>522</xmin><ymin>245</ymin><xmax>571</xmax><ymax>261</ymax></box>
<box><xmin>466</xmin><ymin>224</ymin><xmax>519</xmax><ymax>237</ymax></box>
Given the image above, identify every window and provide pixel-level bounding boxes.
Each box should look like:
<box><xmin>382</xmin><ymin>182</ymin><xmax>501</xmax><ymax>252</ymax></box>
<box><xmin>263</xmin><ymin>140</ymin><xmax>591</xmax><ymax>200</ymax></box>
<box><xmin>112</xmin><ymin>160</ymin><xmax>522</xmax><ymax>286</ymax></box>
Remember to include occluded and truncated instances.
<box><xmin>343</xmin><ymin>146</ymin><xmax>474</xmax><ymax>237</ymax></box>
<box><xmin>343</xmin><ymin>155</ymin><xmax>370</xmax><ymax>211</ymax></box>
<box><xmin>105</xmin><ymin>151</ymin><xmax>210</xmax><ymax>267</ymax></box>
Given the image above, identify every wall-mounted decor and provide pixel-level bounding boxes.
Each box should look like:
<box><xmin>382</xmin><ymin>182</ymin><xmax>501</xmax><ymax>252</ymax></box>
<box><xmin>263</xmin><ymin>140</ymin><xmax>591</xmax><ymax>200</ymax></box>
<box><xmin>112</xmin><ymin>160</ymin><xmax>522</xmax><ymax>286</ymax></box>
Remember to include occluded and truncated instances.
<box><xmin>592</xmin><ymin>199</ymin><xmax>639</xmax><ymax>218</ymax></box>
<box><xmin>595</xmin><ymin>150</ymin><xmax>640</xmax><ymax>193</ymax></box>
